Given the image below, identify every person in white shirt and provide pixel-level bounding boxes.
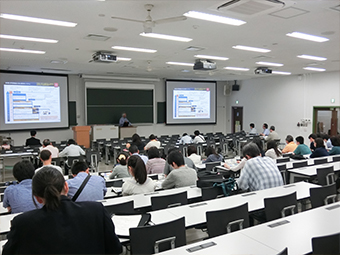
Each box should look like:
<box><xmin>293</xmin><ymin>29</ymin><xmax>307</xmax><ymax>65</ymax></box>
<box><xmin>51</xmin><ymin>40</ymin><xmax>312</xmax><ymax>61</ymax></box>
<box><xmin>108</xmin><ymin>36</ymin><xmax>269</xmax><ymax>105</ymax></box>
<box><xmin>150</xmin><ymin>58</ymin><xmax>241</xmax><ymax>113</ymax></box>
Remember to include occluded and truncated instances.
<box><xmin>59</xmin><ymin>139</ymin><xmax>85</xmax><ymax>157</ymax></box>
<box><xmin>35</xmin><ymin>150</ymin><xmax>63</xmax><ymax>174</ymax></box>
<box><xmin>192</xmin><ymin>130</ymin><xmax>205</xmax><ymax>144</ymax></box>
<box><xmin>40</xmin><ymin>139</ymin><xmax>59</xmax><ymax>158</ymax></box>
<box><xmin>179</xmin><ymin>133</ymin><xmax>192</xmax><ymax>145</ymax></box>
<box><xmin>187</xmin><ymin>145</ymin><xmax>201</xmax><ymax>165</ymax></box>
<box><xmin>265</xmin><ymin>140</ymin><xmax>282</xmax><ymax>160</ymax></box>
<box><xmin>144</xmin><ymin>134</ymin><xmax>161</xmax><ymax>150</ymax></box>
<box><xmin>249</xmin><ymin>123</ymin><xmax>257</xmax><ymax>135</ymax></box>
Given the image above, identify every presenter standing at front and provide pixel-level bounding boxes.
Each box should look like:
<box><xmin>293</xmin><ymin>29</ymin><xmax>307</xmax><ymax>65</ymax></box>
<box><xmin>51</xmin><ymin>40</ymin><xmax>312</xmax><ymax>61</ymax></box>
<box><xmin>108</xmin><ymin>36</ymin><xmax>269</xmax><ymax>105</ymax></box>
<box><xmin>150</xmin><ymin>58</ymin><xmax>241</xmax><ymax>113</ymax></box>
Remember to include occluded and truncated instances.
<box><xmin>119</xmin><ymin>113</ymin><xmax>131</xmax><ymax>127</ymax></box>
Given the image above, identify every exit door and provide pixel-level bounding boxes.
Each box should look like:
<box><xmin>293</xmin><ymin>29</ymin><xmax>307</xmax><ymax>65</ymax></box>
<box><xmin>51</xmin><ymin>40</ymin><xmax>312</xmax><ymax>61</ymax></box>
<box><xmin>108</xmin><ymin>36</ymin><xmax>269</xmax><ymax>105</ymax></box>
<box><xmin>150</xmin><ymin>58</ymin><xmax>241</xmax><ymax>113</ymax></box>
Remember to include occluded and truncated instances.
<box><xmin>232</xmin><ymin>107</ymin><xmax>243</xmax><ymax>133</ymax></box>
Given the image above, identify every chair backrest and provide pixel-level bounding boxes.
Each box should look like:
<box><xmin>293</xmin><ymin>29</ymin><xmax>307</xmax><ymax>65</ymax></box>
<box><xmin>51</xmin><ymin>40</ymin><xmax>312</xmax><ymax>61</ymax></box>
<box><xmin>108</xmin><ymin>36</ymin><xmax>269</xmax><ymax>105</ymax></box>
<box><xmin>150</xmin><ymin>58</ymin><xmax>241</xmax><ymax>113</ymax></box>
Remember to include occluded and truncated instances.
<box><xmin>332</xmin><ymin>155</ymin><xmax>340</xmax><ymax>162</ymax></box>
<box><xmin>264</xmin><ymin>192</ymin><xmax>298</xmax><ymax>221</ymax></box>
<box><xmin>276</xmin><ymin>157</ymin><xmax>290</xmax><ymax>163</ymax></box>
<box><xmin>104</xmin><ymin>201</ymin><xmax>135</xmax><ymax>216</ymax></box>
<box><xmin>313</xmin><ymin>158</ymin><xmax>328</xmax><ymax>165</ymax></box>
<box><xmin>312</xmin><ymin>232</ymin><xmax>340</xmax><ymax>254</ymax></box>
<box><xmin>129</xmin><ymin>217</ymin><xmax>186</xmax><ymax>255</ymax></box>
<box><xmin>292</xmin><ymin>161</ymin><xmax>308</xmax><ymax>168</ymax></box>
<box><xmin>151</xmin><ymin>191</ymin><xmax>187</xmax><ymax>211</ymax></box>
<box><xmin>51</xmin><ymin>157</ymin><xmax>61</xmax><ymax>166</ymax></box>
<box><xmin>206</xmin><ymin>203</ymin><xmax>249</xmax><ymax>238</ymax></box>
<box><xmin>67</xmin><ymin>156</ymin><xmax>85</xmax><ymax>168</ymax></box>
<box><xmin>205</xmin><ymin>161</ymin><xmax>221</xmax><ymax>172</ymax></box>
<box><xmin>0</xmin><ymin>186</ymin><xmax>6</xmax><ymax>193</ymax></box>
<box><xmin>201</xmin><ymin>186</ymin><xmax>224</xmax><ymax>201</ymax></box>
<box><xmin>277</xmin><ymin>164</ymin><xmax>287</xmax><ymax>185</ymax></box>
<box><xmin>316</xmin><ymin>166</ymin><xmax>335</xmax><ymax>186</ymax></box>
<box><xmin>310</xmin><ymin>183</ymin><xmax>337</xmax><ymax>208</ymax></box>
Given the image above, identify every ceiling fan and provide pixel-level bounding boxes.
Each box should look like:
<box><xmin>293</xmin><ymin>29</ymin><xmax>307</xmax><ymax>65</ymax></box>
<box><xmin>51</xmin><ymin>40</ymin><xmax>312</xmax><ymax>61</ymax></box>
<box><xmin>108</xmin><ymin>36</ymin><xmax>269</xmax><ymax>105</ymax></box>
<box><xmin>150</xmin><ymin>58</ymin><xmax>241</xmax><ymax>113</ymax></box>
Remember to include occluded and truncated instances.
<box><xmin>111</xmin><ymin>4</ymin><xmax>187</xmax><ymax>33</ymax></box>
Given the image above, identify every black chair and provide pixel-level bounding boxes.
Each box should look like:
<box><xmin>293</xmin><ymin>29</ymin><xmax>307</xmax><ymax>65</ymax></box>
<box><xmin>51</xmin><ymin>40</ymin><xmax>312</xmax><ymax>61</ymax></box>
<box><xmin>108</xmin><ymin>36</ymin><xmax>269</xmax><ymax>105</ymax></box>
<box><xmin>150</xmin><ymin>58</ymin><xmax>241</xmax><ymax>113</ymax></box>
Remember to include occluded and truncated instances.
<box><xmin>151</xmin><ymin>191</ymin><xmax>187</xmax><ymax>211</ymax></box>
<box><xmin>129</xmin><ymin>217</ymin><xmax>186</xmax><ymax>255</ymax></box>
<box><xmin>205</xmin><ymin>161</ymin><xmax>221</xmax><ymax>172</ymax></box>
<box><xmin>201</xmin><ymin>186</ymin><xmax>224</xmax><ymax>201</ymax></box>
<box><xmin>332</xmin><ymin>155</ymin><xmax>340</xmax><ymax>162</ymax></box>
<box><xmin>292</xmin><ymin>161</ymin><xmax>308</xmax><ymax>168</ymax></box>
<box><xmin>264</xmin><ymin>192</ymin><xmax>298</xmax><ymax>222</ymax></box>
<box><xmin>51</xmin><ymin>157</ymin><xmax>61</xmax><ymax>167</ymax></box>
<box><xmin>104</xmin><ymin>201</ymin><xmax>135</xmax><ymax>216</ymax></box>
<box><xmin>276</xmin><ymin>157</ymin><xmax>290</xmax><ymax>163</ymax></box>
<box><xmin>277</xmin><ymin>164</ymin><xmax>288</xmax><ymax>185</ymax></box>
<box><xmin>206</xmin><ymin>203</ymin><xmax>249</xmax><ymax>238</ymax></box>
<box><xmin>316</xmin><ymin>166</ymin><xmax>335</xmax><ymax>186</ymax></box>
<box><xmin>313</xmin><ymin>158</ymin><xmax>328</xmax><ymax>165</ymax></box>
<box><xmin>310</xmin><ymin>183</ymin><xmax>338</xmax><ymax>208</ymax></box>
<box><xmin>0</xmin><ymin>186</ymin><xmax>7</xmax><ymax>193</ymax></box>
<box><xmin>312</xmin><ymin>232</ymin><xmax>340</xmax><ymax>254</ymax></box>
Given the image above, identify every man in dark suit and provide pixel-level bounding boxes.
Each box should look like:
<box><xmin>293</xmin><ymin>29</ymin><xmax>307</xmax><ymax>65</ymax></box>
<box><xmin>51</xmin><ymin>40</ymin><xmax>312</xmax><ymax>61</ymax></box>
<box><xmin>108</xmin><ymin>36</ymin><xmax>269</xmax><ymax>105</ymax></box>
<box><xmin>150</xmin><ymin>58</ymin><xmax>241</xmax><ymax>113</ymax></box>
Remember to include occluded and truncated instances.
<box><xmin>2</xmin><ymin>167</ymin><xmax>122</xmax><ymax>255</ymax></box>
<box><xmin>25</xmin><ymin>130</ymin><xmax>42</xmax><ymax>146</ymax></box>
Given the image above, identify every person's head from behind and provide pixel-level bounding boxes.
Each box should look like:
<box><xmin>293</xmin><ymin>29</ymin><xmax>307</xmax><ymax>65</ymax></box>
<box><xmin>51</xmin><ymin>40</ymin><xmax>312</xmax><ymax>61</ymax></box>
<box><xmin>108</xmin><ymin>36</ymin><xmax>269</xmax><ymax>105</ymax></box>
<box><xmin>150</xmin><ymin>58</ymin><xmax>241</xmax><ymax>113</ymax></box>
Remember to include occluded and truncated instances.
<box><xmin>267</xmin><ymin>140</ymin><xmax>278</xmax><ymax>151</ymax></box>
<box><xmin>129</xmin><ymin>145</ymin><xmax>139</xmax><ymax>155</ymax></box>
<box><xmin>149</xmin><ymin>134</ymin><xmax>156</xmax><ymax>140</ymax></box>
<box><xmin>187</xmin><ymin>145</ymin><xmax>197</xmax><ymax>156</ymax></box>
<box><xmin>13</xmin><ymin>160</ymin><xmax>35</xmax><ymax>182</ymax></box>
<box><xmin>314</xmin><ymin>138</ymin><xmax>324</xmax><ymax>148</ymax></box>
<box><xmin>127</xmin><ymin>155</ymin><xmax>147</xmax><ymax>184</ymax></box>
<box><xmin>67</xmin><ymin>139</ymin><xmax>76</xmax><ymax>145</ymax></box>
<box><xmin>30</xmin><ymin>130</ymin><xmax>37</xmax><ymax>137</ymax></box>
<box><xmin>308</xmin><ymin>133</ymin><xmax>317</xmax><ymax>142</ymax></box>
<box><xmin>42</xmin><ymin>139</ymin><xmax>51</xmax><ymax>147</ymax></box>
<box><xmin>270</xmin><ymin>126</ymin><xmax>275</xmax><ymax>131</ymax></box>
<box><xmin>32</xmin><ymin>167</ymin><xmax>66</xmax><ymax>211</ymax></box>
<box><xmin>194</xmin><ymin>130</ymin><xmax>200</xmax><ymax>136</ymax></box>
<box><xmin>252</xmin><ymin>137</ymin><xmax>263</xmax><ymax>152</ymax></box>
<box><xmin>263</xmin><ymin>123</ymin><xmax>268</xmax><ymax>129</ymax></box>
<box><xmin>122</xmin><ymin>112</ymin><xmax>126</xmax><ymax>118</ymax></box>
<box><xmin>295</xmin><ymin>136</ymin><xmax>304</xmax><ymax>145</ymax></box>
<box><xmin>205</xmin><ymin>146</ymin><xmax>217</xmax><ymax>157</ymax></box>
<box><xmin>167</xmin><ymin>151</ymin><xmax>184</xmax><ymax>169</ymax></box>
<box><xmin>132</xmin><ymin>133</ymin><xmax>141</xmax><ymax>143</ymax></box>
<box><xmin>40</xmin><ymin>149</ymin><xmax>52</xmax><ymax>162</ymax></box>
<box><xmin>71</xmin><ymin>161</ymin><xmax>89</xmax><ymax>176</ymax></box>
<box><xmin>182</xmin><ymin>133</ymin><xmax>188</xmax><ymax>137</ymax></box>
<box><xmin>147</xmin><ymin>146</ymin><xmax>160</xmax><ymax>159</ymax></box>
<box><xmin>117</xmin><ymin>152</ymin><xmax>128</xmax><ymax>165</ymax></box>
<box><xmin>250</xmin><ymin>123</ymin><xmax>255</xmax><ymax>129</ymax></box>
<box><xmin>322</xmin><ymin>134</ymin><xmax>330</xmax><ymax>141</ymax></box>
<box><xmin>285</xmin><ymin>135</ymin><xmax>293</xmax><ymax>144</ymax></box>
<box><xmin>330</xmin><ymin>136</ymin><xmax>340</xmax><ymax>147</ymax></box>
<box><xmin>243</xmin><ymin>143</ymin><xmax>260</xmax><ymax>159</ymax></box>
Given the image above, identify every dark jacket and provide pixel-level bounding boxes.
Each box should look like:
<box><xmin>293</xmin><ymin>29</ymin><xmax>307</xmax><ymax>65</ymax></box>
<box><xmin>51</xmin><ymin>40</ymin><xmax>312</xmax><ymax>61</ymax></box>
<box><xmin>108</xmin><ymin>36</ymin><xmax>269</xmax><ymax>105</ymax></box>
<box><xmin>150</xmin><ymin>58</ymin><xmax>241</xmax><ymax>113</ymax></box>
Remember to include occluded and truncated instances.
<box><xmin>25</xmin><ymin>137</ymin><xmax>41</xmax><ymax>146</ymax></box>
<box><xmin>310</xmin><ymin>147</ymin><xmax>329</xmax><ymax>158</ymax></box>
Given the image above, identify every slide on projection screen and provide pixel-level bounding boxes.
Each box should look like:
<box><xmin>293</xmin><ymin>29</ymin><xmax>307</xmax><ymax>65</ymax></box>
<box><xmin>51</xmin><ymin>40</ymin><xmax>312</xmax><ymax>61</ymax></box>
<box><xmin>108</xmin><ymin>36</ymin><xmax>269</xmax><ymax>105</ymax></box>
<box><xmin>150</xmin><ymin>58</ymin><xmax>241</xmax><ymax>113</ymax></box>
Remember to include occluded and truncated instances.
<box><xmin>0</xmin><ymin>72</ymin><xmax>69</xmax><ymax>131</ymax></box>
<box><xmin>166</xmin><ymin>80</ymin><xmax>216</xmax><ymax>125</ymax></box>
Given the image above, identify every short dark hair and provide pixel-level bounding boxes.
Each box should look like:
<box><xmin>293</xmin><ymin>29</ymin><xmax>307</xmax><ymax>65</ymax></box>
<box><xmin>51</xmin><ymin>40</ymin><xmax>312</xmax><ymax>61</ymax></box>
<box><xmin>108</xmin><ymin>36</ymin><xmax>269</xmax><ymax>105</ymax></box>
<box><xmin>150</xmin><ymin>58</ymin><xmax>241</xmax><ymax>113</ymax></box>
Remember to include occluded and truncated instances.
<box><xmin>167</xmin><ymin>151</ymin><xmax>185</xmax><ymax>167</ymax></box>
<box><xmin>13</xmin><ymin>160</ymin><xmax>35</xmax><ymax>182</ymax></box>
<box><xmin>250</xmin><ymin>123</ymin><xmax>255</xmax><ymax>128</ymax></box>
<box><xmin>117</xmin><ymin>152</ymin><xmax>128</xmax><ymax>165</ymax></box>
<box><xmin>286</xmin><ymin>135</ymin><xmax>293</xmax><ymax>143</ymax></box>
<box><xmin>187</xmin><ymin>145</ymin><xmax>197</xmax><ymax>156</ymax></box>
<box><xmin>252</xmin><ymin>137</ymin><xmax>263</xmax><ymax>152</ymax></box>
<box><xmin>71</xmin><ymin>161</ymin><xmax>88</xmax><ymax>175</ymax></box>
<box><xmin>43</xmin><ymin>139</ymin><xmax>51</xmax><ymax>147</ymax></box>
<box><xmin>295</xmin><ymin>136</ymin><xmax>304</xmax><ymax>144</ymax></box>
<box><xmin>129</xmin><ymin>145</ymin><xmax>139</xmax><ymax>154</ymax></box>
<box><xmin>242</xmin><ymin>143</ymin><xmax>260</xmax><ymax>158</ymax></box>
<box><xmin>40</xmin><ymin>150</ymin><xmax>51</xmax><ymax>161</ymax></box>
<box><xmin>30</xmin><ymin>130</ymin><xmax>37</xmax><ymax>136</ymax></box>
<box><xmin>270</xmin><ymin>126</ymin><xmax>275</xmax><ymax>131</ymax></box>
<box><xmin>194</xmin><ymin>130</ymin><xmax>200</xmax><ymax>136</ymax></box>
<box><xmin>263</xmin><ymin>123</ymin><xmax>268</xmax><ymax>129</ymax></box>
<box><xmin>182</xmin><ymin>133</ymin><xmax>187</xmax><ymax>136</ymax></box>
<box><xmin>132</xmin><ymin>133</ymin><xmax>141</xmax><ymax>144</ymax></box>
<box><xmin>67</xmin><ymin>139</ymin><xmax>76</xmax><ymax>145</ymax></box>
<box><xmin>322</xmin><ymin>134</ymin><xmax>330</xmax><ymax>140</ymax></box>
<box><xmin>167</xmin><ymin>147</ymin><xmax>179</xmax><ymax>156</ymax></box>
<box><xmin>147</xmin><ymin>146</ymin><xmax>160</xmax><ymax>159</ymax></box>
<box><xmin>308</xmin><ymin>133</ymin><xmax>317</xmax><ymax>140</ymax></box>
<box><xmin>127</xmin><ymin>155</ymin><xmax>147</xmax><ymax>184</ymax></box>
<box><xmin>330</xmin><ymin>136</ymin><xmax>340</xmax><ymax>146</ymax></box>
<box><xmin>314</xmin><ymin>138</ymin><xmax>324</xmax><ymax>148</ymax></box>
<box><xmin>149</xmin><ymin>134</ymin><xmax>156</xmax><ymax>140</ymax></box>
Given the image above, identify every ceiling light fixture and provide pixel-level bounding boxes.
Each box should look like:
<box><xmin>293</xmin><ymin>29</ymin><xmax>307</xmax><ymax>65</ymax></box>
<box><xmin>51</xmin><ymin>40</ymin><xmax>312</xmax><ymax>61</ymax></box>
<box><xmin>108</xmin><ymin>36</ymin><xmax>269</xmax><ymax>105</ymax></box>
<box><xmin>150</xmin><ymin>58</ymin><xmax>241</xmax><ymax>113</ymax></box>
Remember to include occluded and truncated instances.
<box><xmin>272</xmin><ymin>71</ymin><xmax>291</xmax><ymax>75</ymax></box>
<box><xmin>224</xmin><ymin>67</ymin><xmax>249</xmax><ymax>71</ymax></box>
<box><xmin>303</xmin><ymin>67</ymin><xmax>326</xmax><ymax>72</ymax></box>
<box><xmin>183</xmin><ymin>11</ymin><xmax>246</xmax><ymax>26</ymax></box>
<box><xmin>286</xmin><ymin>32</ymin><xmax>329</xmax><ymax>42</ymax></box>
<box><xmin>116</xmin><ymin>57</ymin><xmax>131</xmax><ymax>61</ymax></box>
<box><xmin>232</xmin><ymin>45</ymin><xmax>271</xmax><ymax>53</ymax></box>
<box><xmin>297</xmin><ymin>55</ymin><xmax>327</xmax><ymax>61</ymax></box>
<box><xmin>0</xmin><ymin>13</ymin><xmax>77</xmax><ymax>27</ymax></box>
<box><xmin>140</xmin><ymin>32</ymin><xmax>192</xmax><ymax>42</ymax></box>
<box><xmin>0</xmin><ymin>47</ymin><xmax>45</xmax><ymax>54</ymax></box>
<box><xmin>112</xmin><ymin>46</ymin><xmax>156</xmax><ymax>53</ymax></box>
<box><xmin>194</xmin><ymin>55</ymin><xmax>229</xmax><ymax>61</ymax></box>
<box><xmin>166</xmin><ymin>62</ymin><xmax>194</xmax><ymax>67</ymax></box>
<box><xmin>0</xmin><ymin>34</ymin><xmax>58</xmax><ymax>43</ymax></box>
<box><xmin>256</xmin><ymin>61</ymin><xmax>283</xmax><ymax>67</ymax></box>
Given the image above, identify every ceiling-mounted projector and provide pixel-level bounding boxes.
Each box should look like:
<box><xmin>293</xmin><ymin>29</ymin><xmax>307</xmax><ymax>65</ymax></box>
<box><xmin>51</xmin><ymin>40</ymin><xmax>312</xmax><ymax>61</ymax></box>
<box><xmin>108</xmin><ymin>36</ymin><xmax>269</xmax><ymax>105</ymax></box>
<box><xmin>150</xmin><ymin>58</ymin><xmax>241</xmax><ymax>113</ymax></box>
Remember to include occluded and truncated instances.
<box><xmin>255</xmin><ymin>67</ymin><xmax>272</xmax><ymax>74</ymax></box>
<box><xmin>92</xmin><ymin>52</ymin><xmax>117</xmax><ymax>63</ymax></box>
<box><xmin>194</xmin><ymin>59</ymin><xmax>216</xmax><ymax>70</ymax></box>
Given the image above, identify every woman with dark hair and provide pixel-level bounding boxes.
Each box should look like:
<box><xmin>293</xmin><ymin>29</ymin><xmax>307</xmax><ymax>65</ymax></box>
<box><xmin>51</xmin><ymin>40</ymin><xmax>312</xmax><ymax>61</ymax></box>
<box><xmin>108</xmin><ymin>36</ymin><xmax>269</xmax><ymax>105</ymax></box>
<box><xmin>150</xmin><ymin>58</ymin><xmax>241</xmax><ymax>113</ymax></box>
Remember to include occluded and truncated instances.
<box><xmin>310</xmin><ymin>138</ymin><xmax>329</xmax><ymax>158</ymax></box>
<box><xmin>252</xmin><ymin>137</ymin><xmax>265</xmax><ymax>157</ymax></box>
<box><xmin>265</xmin><ymin>140</ymin><xmax>282</xmax><ymax>159</ymax></box>
<box><xmin>122</xmin><ymin>155</ymin><xmax>157</xmax><ymax>195</ymax></box>
<box><xmin>146</xmin><ymin>147</ymin><xmax>166</xmax><ymax>174</ymax></box>
<box><xmin>2</xmin><ymin>167</ymin><xmax>122</xmax><ymax>255</ymax></box>
<box><xmin>126</xmin><ymin>133</ymin><xmax>145</xmax><ymax>151</ymax></box>
<box><xmin>187</xmin><ymin>145</ymin><xmax>201</xmax><ymax>165</ymax></box>
<box><xmin>203</xmin><ymin>146</ymin><xmax>223</xmax><ymax>163</ymax></box>
<box><xmin>308</xmin><ymin>133</ymin><xmax>317</xmax><ymax>151</ymax></box>
<box><xmin>109</xmin><ymin>152</ymin><xmax>130</xmax><ymax>179</ymax></box>
<box><xmin>328</xmin><ymin>136</ymin><xmax>340</xmax><ymax>155</ymax></box>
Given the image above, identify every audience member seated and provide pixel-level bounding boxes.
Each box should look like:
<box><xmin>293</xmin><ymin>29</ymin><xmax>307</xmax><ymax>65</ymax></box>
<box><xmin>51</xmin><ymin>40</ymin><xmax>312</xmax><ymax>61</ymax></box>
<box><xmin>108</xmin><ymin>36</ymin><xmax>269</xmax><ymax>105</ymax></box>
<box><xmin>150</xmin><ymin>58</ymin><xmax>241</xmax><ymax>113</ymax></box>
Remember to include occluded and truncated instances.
<box><xmin>35</xmin><ymin>150</ymin><xmax>63</xmax><ymax>175</ymax></box>
<box><xmin>144</xmin><ymin>134</ymin><xmax>161</xmax><ymax>150</ymax></box>
<box><xmin>249</xmin><ymin>123</ymin><xmax>257</xmax><ymax>135</ymax></box>
<box><xmin>293</xmin><ymin>136</ymin><xmax>311</xmax><ymax>155</ymax></box>
<box><xmin>265</xmin><ymin>126</ymin><xmax>280</xmax><ymax>142</ymax></box>
<box><xmin>260</xmin><ymin>123</ymin><xmax>270</xmax><ymax>137</ymax></box>
<box><xmin>109</xmin><ymin>152</ymin><xmax>130</xmax><ymax>179</ymax></box>
<box><xmin>119</xmin><ymin>112</ymin><xmax>131</xmax><ymax>127</ymax></box>
<box><xmin>59</xmin><ymin>139</ymin><xmax>85</xmax><ymax>157</ymax></box>
<box><xmin>187</xmin><ymin>145</ymin><xmax>201</xmax><ymax>165</ymax></box>
<box><xmin>1</xmin><ymin>141</ymin><xmax>11</xmax><ymax>150</ymax></box>
<box><xmin>67</xmin><ymin>162</ymin><xmax>106</xmax><ymax>202</ymax></box>
<box><xmin>237</xmin><ymin>143</ymin><xmax>283</xmax><ymax>191</ymax></box>
<box><xmin>3</xmin><ymin>160</ymin><xmax>40</xmax><ymax>214</ymax></box>
<box><xmin>329</xmin><ymin>136</ymin><xmax>340</xmax><ymax>155</ymax></box>
<box><xmin>323</xmin><ymin>134</ymin><xmax>333</xmax><ymax>150</ymax></box>
<box><xmin>2</xmin><ymin>167</ymin><xmax>122</xmax><ymax>255</ymax></box>
<box><xmin>126</xmin><ymin>133</ymin><xmax>145</xmax><ymax>151</ymax></box>
<box><xmin>40</xmin><ymin>139</ymin><xmax>59</xmax><ymax>158</ymax></box>
<box><xmin>308</xmin><ymin>133</ymin><xmax>317</xmax><ymax>151</ymax></box>
<box><xmin>281</xmin><ymin>135</ymin><xmax>297</xmax><ymax>153</ymax></box>
<box><xmin>129</xmin><ymin>145</ymin><xmax>148</xmax><ymax>164</ymax></box>
<box><xmin>25</xmin><ymin>130</ymin><xmax>41</xmax><ymax>147</ymax></box>
<box><xmin>310</xmin><ymin>138</ymin><xmax>329</xmax><ymax>158</ymax></box>
<box><xmin>179</xmin><ymin>133</ymin><xmax>193</xmax><ymax>144</ymax></box>
<box><xmin>192</xmin><ymin>130</ymin><xmax>205</xmax><ymax>144</ymax></box>
<box><xmin>162</xmin><ymin>151</ymin><xmax>197</xmax><ymax>189</ymax></box>
<box><xmin>265</xmin><ymin>140</ymin><xmax>282</xmax><ymax>159</ymax></box>
<box><xmin>146</xmin><ymin>147</ymin><xmax>166</xmax><ymax>174</ymax></box>
<box><xmin>203</xmin><ymin>146</ymin><xmax>224</xmax><ymax>163</ymax></box>
<box><xmin>252</xmin><ymin>137</ymin><xmax>265</xmax><ymax>157</ymax></box>
<box><xmin>122</xmin><ymin>155</ymin><xmax>157</xmax><ymax>195</ymax></box>
<box><xmin>163</xmin><ymin>147</ymin><xmax>197</xmax><ymax>175</ymax></box>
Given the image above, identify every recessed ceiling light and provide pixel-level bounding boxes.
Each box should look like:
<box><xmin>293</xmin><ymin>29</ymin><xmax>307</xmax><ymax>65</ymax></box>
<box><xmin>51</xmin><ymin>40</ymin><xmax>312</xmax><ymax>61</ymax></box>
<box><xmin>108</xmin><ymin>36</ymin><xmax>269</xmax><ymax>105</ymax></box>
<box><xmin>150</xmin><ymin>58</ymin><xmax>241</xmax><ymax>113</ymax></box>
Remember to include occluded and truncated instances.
<box><xmin>0</xmin><ymin>34</ymin><xmax>58</xmax><ymax>43</ymax></box>
<box><xmin>140</xmin><ymin>32</ymin><xmax>192</xmax><ymax>42</ymax></box>
<box><xmin>184</xmin><ymin>11</ymin><xmax>246</xmax><ymax>26</ymax></box>
<box><xmin>116</xmin><ymin>57</ymin><xmax>131</xmax><ymax>61</ymax></box>
<box><xmin>303</xmin><ymin>67</ymin><xmax>326</xmax><ymax>72</ymax></box>
<box><xmin>0</xmin><ymin>47</ymin><xmax>45</xmax><ymax>54</ymax></box>
<box><xmin>272</xmin><ymin>71</ymin><xmax>291</xmax><ymax>75</ymax></box>
<box><xmin>286</xmin><ymin>32</ymin><xmax>329</xmax><ymax>42</ymax></box>
<box><xmin>256</xmin><ymin>61</ymin><xmax>283</xmax><ymax>67</ymax></box>
<box><xmin>0</xmin><ymin>13</ymin><xmax>77</xmax><ymax>27</ymax></box>
<box><xmin>194</xmin><ymin>55</ymin><xmax>228</xmax><ymax>61</ymax></box>
<box><xmin>297</xmin><ymin>55</ymin><xmax>327</xmax><ymax>61</ymax></box>
<box><xmin>232</xmin><ymin>45</ymin><xmax>271</xmax><ymax>53</ymax></box>
<box><xmin>224</xmin><ymin>67</ymin><xmax>249</xmax><ymax>71</ymax></box>
<box><xmin>112</xmin><ymin>46</ymin><xmax>156</xmax><ymax>53</ymax></box>
<box><xmin>166</xmin><ymin>62</ymin><xmax>194</xmax><ymax>67</ymax></box>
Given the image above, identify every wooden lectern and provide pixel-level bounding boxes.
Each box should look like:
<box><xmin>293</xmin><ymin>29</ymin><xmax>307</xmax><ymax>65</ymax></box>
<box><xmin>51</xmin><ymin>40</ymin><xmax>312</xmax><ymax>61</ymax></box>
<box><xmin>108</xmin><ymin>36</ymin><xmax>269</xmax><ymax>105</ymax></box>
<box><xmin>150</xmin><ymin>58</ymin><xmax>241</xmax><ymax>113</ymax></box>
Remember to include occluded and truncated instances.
<box><xmin>120</xmin><ymin>126</ymin><xmax>137</xmax><ymax>139</ymax></box>
<box><xmin>72</xmin><ymin>126</ymin><xmax>91</xmax><ymax>148</ymax></box>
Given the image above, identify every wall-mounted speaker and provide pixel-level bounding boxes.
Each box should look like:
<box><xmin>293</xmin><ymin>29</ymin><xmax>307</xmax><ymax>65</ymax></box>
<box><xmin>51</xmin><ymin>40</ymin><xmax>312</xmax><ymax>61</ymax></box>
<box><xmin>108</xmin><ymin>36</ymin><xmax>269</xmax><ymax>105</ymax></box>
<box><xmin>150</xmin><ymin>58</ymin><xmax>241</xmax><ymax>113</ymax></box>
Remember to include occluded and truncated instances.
<box><xmin>224</xmin><ymin>85</ymin><xmax>231</xmax><ymax>95</ymax></box>
<box><xmin>232</xmin><ymin>84</ymin><xmax>240</xmax><ymax>91</ymax></box>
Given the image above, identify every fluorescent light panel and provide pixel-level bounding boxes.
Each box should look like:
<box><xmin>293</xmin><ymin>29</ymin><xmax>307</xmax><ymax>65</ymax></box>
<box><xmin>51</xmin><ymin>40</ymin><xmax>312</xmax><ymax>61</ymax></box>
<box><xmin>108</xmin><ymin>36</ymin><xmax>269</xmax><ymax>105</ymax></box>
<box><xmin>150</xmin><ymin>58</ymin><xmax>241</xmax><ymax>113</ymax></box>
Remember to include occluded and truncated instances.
<box><xmin>256</xmin><ymin>61</ymin><xmax>283</xmax><ymax>67</ymax></box>
<box><xmin>166</xmin><ymin>62</ymin><xmax>194</xmax><ymax>67</ymax></box>
<box><xmin>0</xmin><ymin>47</ymin><xmax>45</xmax><ymax>54</ymax></box>
<box><xmin>224</xmin><ymin>67</ymin><xmax>249</xmax><ymax>71</ymax></box>
<box><xmin>140</xmin><ymin>32</ymin><xmax>192</xmax><ymax>42</ymax></box>
<box><xmin>303</xmin><ymin>67</ymin><xmax>326</xmax><ymax>72</ymax></box>
<box><xmin>0</xmin><ymin>13</ymin><xmax>77</xmax><ymax>27</ymax></box>
<box><xmin>183</xmin><ymin>11</ymin><xmax>246</xmax><ymax>26</ymax></box>
<box><xmin>116</xmin><ymin>57</ymin><xmax>131</xmax><ymax>61</ymax></box>
<box><xmin>0</xmin><ymin>34</ymin><xmax>58</xmax><ymax>43</ymax></box>
<box><xmin>272</xmin><ymin>71</ymin><xmax>291</xmax><ymax>75</ymax></box>
<box><xmin>112</xmin><ymin>46</ymin><xmax>156</xmax><ymax>53</ymax></box>
<box><xmin>233</xmin><ymin>45</ymin><xmax>271</xmax><ymax>53</ymax></box>
<box><xmin>286</xmin><ymin>32</ymin><xmax>329</xmax><ymax>42</ymax></box>
<box><xmin>297</xmin><ymin>55</ymin><xmax>327</xmax><ymax>61</ymax></box>
<box><xmin>194</xmin><ymin>55</ymin><xmax>228</xmax><ymax>61</ymax></box>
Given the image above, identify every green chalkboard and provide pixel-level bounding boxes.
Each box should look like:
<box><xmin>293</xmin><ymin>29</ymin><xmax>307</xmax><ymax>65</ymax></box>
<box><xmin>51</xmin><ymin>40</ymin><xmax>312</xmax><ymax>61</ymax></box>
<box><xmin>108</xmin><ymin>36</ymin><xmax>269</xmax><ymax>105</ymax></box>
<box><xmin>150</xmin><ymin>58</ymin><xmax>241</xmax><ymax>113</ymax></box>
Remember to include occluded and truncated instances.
<box><xmin>86</xmin><ymin>88</ymin><xmax>153</xmax><ymax>125</ymax></box>
<box><xmin>68</xmin><ymin>101</ymin><xmax>77</xmax><ymax>126</ymax></box>
<box><xmin>157</xmin><ymin>102</ymin><xmax>165</xmax><ymax>124</ymax></box>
